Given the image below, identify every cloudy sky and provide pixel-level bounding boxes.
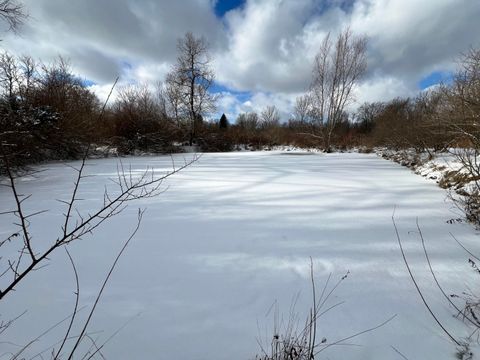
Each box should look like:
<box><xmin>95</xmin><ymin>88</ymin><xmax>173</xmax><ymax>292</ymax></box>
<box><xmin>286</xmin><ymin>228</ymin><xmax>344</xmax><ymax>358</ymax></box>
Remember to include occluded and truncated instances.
<box><xmin>2</xmin><ymin>0</ymin><xmax>480</xmax><ymax>121</ymax></box>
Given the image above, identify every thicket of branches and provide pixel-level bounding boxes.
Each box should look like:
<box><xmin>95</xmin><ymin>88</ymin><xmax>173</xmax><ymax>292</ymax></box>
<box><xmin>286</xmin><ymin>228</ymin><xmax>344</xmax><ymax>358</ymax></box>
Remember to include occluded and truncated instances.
<box><xmin>0</xmin><ymin>53</ymin><xmax>196</xmax><ymax>169</ymax></box>
<box><xmin>0</xmin><ymin>138</ymin><xmax>199</xmax><ymax>358</ymax></box>
<box><xmin>0</xmin><ymin>0</ymin><xmax>26</xmax><ymax>33</ymax></box>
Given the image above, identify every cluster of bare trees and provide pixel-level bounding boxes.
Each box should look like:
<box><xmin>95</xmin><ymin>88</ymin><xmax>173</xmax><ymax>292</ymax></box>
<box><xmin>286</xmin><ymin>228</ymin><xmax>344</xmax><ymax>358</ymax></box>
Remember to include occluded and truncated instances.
<box><xmin>273</xmin><ymin>45</ymin><xmax>476</xmax><ymax>156</ymax></box>
<box><xmin>100</xmin><ymin>32</ymin><xmax>218</xmax><ymax>152</ymax></box>
<box><xmin>0</xmin><ymin>25</ymin><xmax>372</xmax><ymax>161</ymax></box>
<box><xmin>0</xmin><ymin>31</ymin><xmax>221</xmax><ymax>167</ymax></box>
<box><xmin>0</xmin><ymin>25</ymin><xmax>373</xmax><ymax>165</ymax></box>
<box><xmin>345</xmin><ymin>48</ymin><xmax>479</xmax><ymax>154</ymax></box>
<box><xmin>106</xmin><ymin>83</ymin><xmax>178</xmax><ymax>153</ymax></box>
<box><xmin>208</xmin><ymin>105</ymin><xmax>313</xmax><ymax>150</ymax></box>
<box><xmin>208</xmin><ymin>28</ymin><xmax>368</xmax><ymax>152</ymax></box>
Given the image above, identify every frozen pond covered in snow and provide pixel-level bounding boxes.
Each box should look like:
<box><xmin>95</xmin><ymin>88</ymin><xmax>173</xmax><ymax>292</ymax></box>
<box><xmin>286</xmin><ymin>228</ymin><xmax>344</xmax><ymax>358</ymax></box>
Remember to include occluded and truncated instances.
<box><xmin>1</xmin><ymin>151</ymin><xmax>479</xmax><ymax>359</ymax></box>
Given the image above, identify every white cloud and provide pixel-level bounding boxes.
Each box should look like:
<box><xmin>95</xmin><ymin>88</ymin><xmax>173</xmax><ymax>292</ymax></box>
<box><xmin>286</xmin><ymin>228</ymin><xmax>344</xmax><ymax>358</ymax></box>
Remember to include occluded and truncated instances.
<box><xmin>2</xmin><ymin>0</ymin><xmax>480</xmax><ymax>116</ymax></box>
<box><xmin>215</xmin><ymin>91</ymin><xmax>299</xmax><ymax>122</ymax></box>
<box><xmin>3</xmin><ymin>0</ymin><xmax>223</xmax><ymax>83</ymax></box>
<box><xmin>349</xmin><ymin>0</ymin><xmax>480</xmax><ymax>80</ymax></box>
<box><xmin>88</xmin><ymin>83</ymin><xmax>119</xmax><ymax>104</ymax></box>
<box><xmin>131</xmin><ymin>63</ymin><xmax>171</xmax><ymax>85</ymax></box>
<box><xmin>214</xmin><ymin>0</ymin><xmax>320</xmax><ymax>93</ymax></box>
<box><xmin>352</xmin><ymin>76</ymin><xmax>414</xmax><ymax>107</ymax></box>
<box><xmin>219</xmin><ymin>0</ymin><xmax>480</xmax><ymax>101</ymax></box>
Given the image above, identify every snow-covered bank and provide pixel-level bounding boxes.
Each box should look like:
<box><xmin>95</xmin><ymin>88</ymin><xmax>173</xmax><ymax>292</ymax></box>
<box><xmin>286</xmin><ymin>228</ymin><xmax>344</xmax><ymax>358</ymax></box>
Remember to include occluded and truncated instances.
<box><xmin>377</xmin><ymin>149</ymin><xmax>461</xmax><ymax>185</ymax></box>
<box><xmin>1</xmin><ymin>152</ymin><xmax>479</xmax><ymax>359</ymax></box>
<box><xmin>378</xmin><ymin>149</ymin><xmax>480</xmax><ymax>223</ymax></box>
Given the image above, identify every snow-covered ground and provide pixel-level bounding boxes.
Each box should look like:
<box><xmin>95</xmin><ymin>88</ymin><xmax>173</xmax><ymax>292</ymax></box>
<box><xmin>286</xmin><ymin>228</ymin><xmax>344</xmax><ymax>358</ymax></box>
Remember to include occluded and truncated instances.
<box><xmin>1</xmin><ymin>151</ymin><xmax>479</xmax><ymax>359</ymax></box>
<box><xmin>379</xmin><ymin>148</ymin><xmax>480</xmax><ymax>209</ymax></box>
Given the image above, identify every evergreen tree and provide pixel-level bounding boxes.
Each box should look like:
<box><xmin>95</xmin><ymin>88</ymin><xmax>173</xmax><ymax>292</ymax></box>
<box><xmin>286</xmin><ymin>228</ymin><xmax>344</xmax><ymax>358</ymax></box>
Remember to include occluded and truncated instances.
<box><xmin>219</xmin><ymin>113</ymin><xmax>229</xmax><ymax>129</ymax></box>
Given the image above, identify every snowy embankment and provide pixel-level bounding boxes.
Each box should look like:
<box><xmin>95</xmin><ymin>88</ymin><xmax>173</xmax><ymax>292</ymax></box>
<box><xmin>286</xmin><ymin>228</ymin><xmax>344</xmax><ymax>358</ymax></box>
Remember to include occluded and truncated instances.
<box><xmin>377</xmin><ymin>149</ymin><xmax>464</xmax><ymax>185</ymax></box>
<box><xmin>378</xmin><ymin>149</ymin><xmax>480</xmax><ymax>219</ymax></box>
<box><xmin>1</xmin><ymin>152</ymin><xmax>479</xmax><ymax>359</ymax></box>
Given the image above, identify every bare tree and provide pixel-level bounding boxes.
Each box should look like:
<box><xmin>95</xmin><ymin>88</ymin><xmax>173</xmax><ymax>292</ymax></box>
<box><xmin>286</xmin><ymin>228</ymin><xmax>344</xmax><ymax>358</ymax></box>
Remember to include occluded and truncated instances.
<box><xmin>355</xmin><ymin>102</ymin><xmax>383</xmax><ymax>134</ymax></box>
<box><xmin>165</xmin><ymin>32</ymin><xmax>217</xmax><ymax>145</ymax></box>
<box><xmin>154</xmin><ymin>81</ymin><xmax>169</xmax><ymax>120</ymax></box>
<box><xmin>310</xmin><ymin>28</ymin><xmax>367</xmax><ymax>151</ymax></box>
<box><xmin>0</xmin><ymin>0</ymin><xmax>26</xmax><ymax>33</ymax></box>
<box><xmin>164</xmin><ymin>73</ymin><xmax>183</xmax><ymax>126</ymax></box>
<box><xmin>441</xmin><ymin>47</ymin><xmax>480</xmax><ymax>138</ymax></box>
<box><xmin>0</xmin><ymin>51</ymin><xmax>20</xmax><ymax>100</ymax></box>
<box><xmin>293</xmin><ymin>94</ymin><xmax>313</xmax><ymax>124</ymax></box>
<box><xmin>0</xmin><ymin>52</ymin><xmax>37</xmax><ymax>102</ymax></box>
<box><xmin>18</xmin><ymin>55</ymin><xmax>36</xmax><ymax>99</ymax></box>
<box><xmin>259</xmin><ymin>106</ymin><xmax>281</xmax><ymax>145</ymax></box>
<box><xmin>260</xmin><ymin>105</ymin><xmax>280</xmax><ymax>129</ymax></box>
<box><xmin>237</xmin><ymin>112</ymin><xmax>259</xmax><ymax>132</ymax></box>
<box><xmin>116</xmin><ymin>83</ymin><xmax>157</xmax><ymax>119</ymax></box>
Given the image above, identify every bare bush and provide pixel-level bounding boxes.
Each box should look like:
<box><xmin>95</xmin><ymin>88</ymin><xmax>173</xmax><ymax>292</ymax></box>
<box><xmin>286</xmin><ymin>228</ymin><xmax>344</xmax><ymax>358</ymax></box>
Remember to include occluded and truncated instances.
<box><xmin>255</xmin><ymin>261</ymin><xmax>396</xmax><ymax>360</ymax></box>
<box><xmin>0</xmin><ymin>53</ymin><xmax>103</xmax><ymax>167</ymax></box>
<box><xmin>436</xmin><ymin>49</ymin><xmax>480</xmax><ymax>225</ymax></box>
<box><xmin>110</xmin><ymin>83</ymin><xmax>179</xmax><ymax>153</ymax></box>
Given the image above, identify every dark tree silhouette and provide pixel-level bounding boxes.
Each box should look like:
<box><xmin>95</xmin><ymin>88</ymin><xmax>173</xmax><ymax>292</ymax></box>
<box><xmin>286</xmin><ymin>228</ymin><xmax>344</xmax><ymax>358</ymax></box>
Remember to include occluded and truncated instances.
<box><xmin>219</xmin><ymin>113</ymin><xmax>229</xmax><ymax>129</ymax></box>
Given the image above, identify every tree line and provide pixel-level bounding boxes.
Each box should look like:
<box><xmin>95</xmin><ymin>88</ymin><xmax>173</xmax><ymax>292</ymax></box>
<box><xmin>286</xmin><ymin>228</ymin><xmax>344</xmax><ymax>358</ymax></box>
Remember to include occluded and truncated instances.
<box><xmin>352</xmin><ymin>47</ymin><xmax>480</xmax><ymax>153</ymax></box>
<box><xmin>1</xmin><ymin>28</ymin><xmax>479</xmax><ymax>169</ymax></box>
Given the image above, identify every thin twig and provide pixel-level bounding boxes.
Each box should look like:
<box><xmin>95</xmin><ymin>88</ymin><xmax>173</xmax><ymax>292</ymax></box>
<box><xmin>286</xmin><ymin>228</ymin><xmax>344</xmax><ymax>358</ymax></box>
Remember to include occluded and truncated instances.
<box><xmin>315</xmin><ymin>314</ymin><xmax>398</xmax><ymax>355</ymax></box>
<box><xmin>66</xmin><ymin>209</ymin><xmax>144</xmax><ymax>360</ymax></box>
<box><xmin>391</xmin><ymin>345</ymin><xmax>410</xmax><ymax>360</ymax></box>
<box><xmin>393</xmin><ymin>214</ymin><xmax>461</xmax><ymax>346</ymax></box>
<box><xmin>53</xmin><ymin>248</ymin><xmax>81</xmax><ymax>359</ymax></box>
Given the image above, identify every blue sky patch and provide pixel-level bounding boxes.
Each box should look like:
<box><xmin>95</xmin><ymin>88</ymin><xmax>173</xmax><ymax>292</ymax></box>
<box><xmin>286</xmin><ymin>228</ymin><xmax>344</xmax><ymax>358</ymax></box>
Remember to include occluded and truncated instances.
<box><xmin>310</xmin><ymin>0</ymin><xmax>355</xmax><ymax>20</ymax></box>
<box><xmin>211</xmin><ymin>82</ymin><xmax>252</xmax><ymax>102</ymax></box>
<box><xmin>419</xmin><ymin>71</ymin><xmax>453</xmax><ymax>89</ymax></box>
<box><xmin>214</xmin><ymin>0</ymin><xmax>245</xmax><ymax>17</ymax></box>
<box><xmin>121</xmin><ymin>60</ymin><xmax>133</xmax><ymax>70</ymax></box>
<box><xmin>82</xmin><ymin>79</ymin><xmax>97</xmax><ymax>87</ymax></box>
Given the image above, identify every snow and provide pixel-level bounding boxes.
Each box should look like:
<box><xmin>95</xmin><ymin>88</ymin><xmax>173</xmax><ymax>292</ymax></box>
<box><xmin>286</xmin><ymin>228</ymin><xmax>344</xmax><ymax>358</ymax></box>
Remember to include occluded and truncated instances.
<box><xmin>1</xmin><ymin>151</ymin><xmax>480</xmax><ymax>359</ymax></box>
<box><xmin>379</xmin><ymin>148</ymin><xmax>480</xmax><ymax>206</ymax></box>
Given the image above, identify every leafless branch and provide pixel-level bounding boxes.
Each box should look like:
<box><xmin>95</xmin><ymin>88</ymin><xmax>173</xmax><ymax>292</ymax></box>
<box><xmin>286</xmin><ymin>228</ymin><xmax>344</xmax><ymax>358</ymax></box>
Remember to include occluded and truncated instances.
<box><xmin>66</xmin><ymin>209</ymin><xmax>144</xmax><ymax>360</ymax></box>
<box><xmin>0</xmin><ymin>0</ymin><xmax>26</xmax><ymax>33</ymax></box>
<box><xmin>53</xmin><ymin>248</ymin><xmax>80</xmax><ymax>359</ymax></box>
<box><xmin>393</xmin><ymin>214</ymin><xmax>461</xmax><ymax>346</ymax></box>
